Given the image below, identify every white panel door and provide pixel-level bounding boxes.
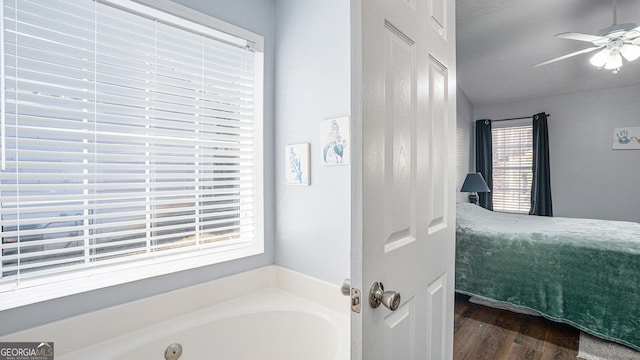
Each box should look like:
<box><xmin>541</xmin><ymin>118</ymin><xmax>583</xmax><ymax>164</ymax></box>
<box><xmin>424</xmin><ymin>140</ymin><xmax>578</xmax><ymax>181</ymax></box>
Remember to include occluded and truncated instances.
<box><xmin>350</xmin><ymin>0</ymin><xmax>456</xmax><ymax>358</ymax></box>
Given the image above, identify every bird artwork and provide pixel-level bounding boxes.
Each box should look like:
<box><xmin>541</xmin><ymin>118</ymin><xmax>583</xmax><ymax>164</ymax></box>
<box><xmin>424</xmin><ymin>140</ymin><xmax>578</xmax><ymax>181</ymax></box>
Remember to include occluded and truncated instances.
<box><xmin>323</xmin><ymin>141</ymin><xmax>345</xmax><ymax>164</ymax></box>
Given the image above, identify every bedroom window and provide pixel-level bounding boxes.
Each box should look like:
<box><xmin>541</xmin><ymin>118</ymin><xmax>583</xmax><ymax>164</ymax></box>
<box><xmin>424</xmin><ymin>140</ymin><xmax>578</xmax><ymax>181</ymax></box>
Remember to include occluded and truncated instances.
<box><xmin>492</xmin><ymin>121</ymin><xmax>533</xmax><ymax>213</ymax></box>
<box><xmin>0</xmin><ymin>0</ymin><xmax>264</xmax><ymax>309</ymax></box>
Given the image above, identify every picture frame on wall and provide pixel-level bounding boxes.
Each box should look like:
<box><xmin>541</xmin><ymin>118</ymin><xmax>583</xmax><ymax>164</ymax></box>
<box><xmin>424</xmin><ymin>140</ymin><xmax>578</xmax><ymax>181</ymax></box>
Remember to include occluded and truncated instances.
<box><xmin>612</xmin><ymin>127</ymin><xmax>640</xmax><ymax>150</ymax></box>
<box><xmin>285</xmin><ymin>143</ymin><xmax>310</xmax><ymax>185</ymax></box>
<box><xmin>320</xmin><ymin>116</ymin><xmax>350</xmax><ymax>166</ymax></box>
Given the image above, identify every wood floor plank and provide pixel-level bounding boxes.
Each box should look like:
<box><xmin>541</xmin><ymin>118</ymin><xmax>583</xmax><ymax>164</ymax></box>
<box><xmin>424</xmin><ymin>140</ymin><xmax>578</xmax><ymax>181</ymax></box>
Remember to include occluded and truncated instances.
<box><xmin>539</xmin><ymin>321</ymin><xmax>580</xmax><ymax>360</ymax></box>
<box><xmin>454</xmin><ymin>294</ymin><xmax>579</xmax><ymax>360</ymax></box>
<box><xmin>471</xmin><ymin>310</ymin><xmax>521</xmax><ymax>360</ymax></box>
<box><xmin>505</xmin><ymin>342</ymin><xmax>541</xmax><ymax>360</ymax></box>
<box><xmin>514</xmin><ymin>316</ymin><xmax>548</xmax><ymax>352</ymax></box>
<box><xmin>456</xmin><ymin>305</ymin><xmax>503</xmax><ymax>360</ymax></box>
<box><xmin>454</xmin><ymin>306</ymin><xmax>501</xmax><ymax>360</ymax></box>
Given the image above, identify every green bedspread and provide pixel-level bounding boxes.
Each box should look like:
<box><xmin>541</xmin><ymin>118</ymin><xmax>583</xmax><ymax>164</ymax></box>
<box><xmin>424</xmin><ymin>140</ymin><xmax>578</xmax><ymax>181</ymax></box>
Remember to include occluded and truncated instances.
<box><xmin>455</xmin><ymin>203</ymin><xmax>640</xmax><ymax>351</ymax></box>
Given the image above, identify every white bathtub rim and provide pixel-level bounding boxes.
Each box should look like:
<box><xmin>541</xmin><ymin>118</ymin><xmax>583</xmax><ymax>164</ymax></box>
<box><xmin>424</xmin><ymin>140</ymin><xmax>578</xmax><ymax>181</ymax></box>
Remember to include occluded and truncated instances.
<box><xmin>1</xmin><ymin>265</ymin><xmax>350</xmax><ymax>359</ymax></box>
<box><xmin>57</xmin><ymin>286</ymin><xmax>348</xmax><ymax>360</ymax></box>
<box><xmin>0</xmin><ymin>265</ymin><xmax>278</xmax><ymax>350</ymax></box>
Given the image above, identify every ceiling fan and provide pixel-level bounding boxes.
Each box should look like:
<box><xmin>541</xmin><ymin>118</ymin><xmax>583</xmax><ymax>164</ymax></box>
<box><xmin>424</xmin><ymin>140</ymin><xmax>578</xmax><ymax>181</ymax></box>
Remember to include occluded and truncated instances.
<box><xmin>533</xmin><ymin>0</ymin><xmax>640</xmax><ymax>73</ymax></box>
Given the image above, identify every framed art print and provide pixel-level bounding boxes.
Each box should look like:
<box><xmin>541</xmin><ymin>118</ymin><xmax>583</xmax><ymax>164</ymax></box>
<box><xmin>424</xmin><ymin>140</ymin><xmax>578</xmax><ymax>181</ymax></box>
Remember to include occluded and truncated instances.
<box><xmin>285</xmin><ymin>143</ymin><xmax>310</xmax><ymax>185</ymax></box>
<box><xmin>320</xmin><ymin>116</ymin><xmax>350</xmax><ymax>166</ymax></box>
<box><xmin>612</xmin><ymin>127</ymin><xmax>640</xmax><ymax>150</ymax></box>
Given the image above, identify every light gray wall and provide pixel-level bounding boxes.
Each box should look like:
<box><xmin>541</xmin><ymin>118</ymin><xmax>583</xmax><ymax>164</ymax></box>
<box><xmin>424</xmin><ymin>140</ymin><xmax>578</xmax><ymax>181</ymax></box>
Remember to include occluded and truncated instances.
<box><xmin>274</xmin><ymin>0</ymin><xmax>351</xmax><ymax>286</ymax></box>
<box><xmin>456</xmin><ymin>86</ymin><xmax>473</xmax><ymax>203</ymax></box>
<box><xmin>474</xmin><ymin>84</ymin><xmax>640</xmax><ymax>222</ymax></box>
<box><xmin>0</xmin><ymin>0</ymin><xmax>276</xmax><ymax>336</ymax></box>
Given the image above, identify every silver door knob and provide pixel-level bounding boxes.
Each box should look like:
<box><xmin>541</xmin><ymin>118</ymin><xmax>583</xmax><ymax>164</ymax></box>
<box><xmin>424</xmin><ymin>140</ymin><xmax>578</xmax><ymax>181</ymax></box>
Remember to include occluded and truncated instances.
<box><xmin>369</xmin><ymin>282</ymin><xmax>401</xmax><ymax>311</ymax></box>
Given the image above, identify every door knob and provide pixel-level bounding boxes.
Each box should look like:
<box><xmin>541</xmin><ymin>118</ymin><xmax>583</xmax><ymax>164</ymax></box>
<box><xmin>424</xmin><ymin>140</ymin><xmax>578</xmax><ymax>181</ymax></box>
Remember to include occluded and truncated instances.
<box><xmin>369</xmin><ymin>282</ymin><xmax>401</xmax><ymax>311</ymax></box>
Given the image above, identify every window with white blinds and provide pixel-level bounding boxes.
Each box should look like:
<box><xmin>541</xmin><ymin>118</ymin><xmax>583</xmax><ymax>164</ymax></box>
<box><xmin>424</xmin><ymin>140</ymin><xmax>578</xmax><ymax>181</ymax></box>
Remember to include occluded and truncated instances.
<box><xmin>492</xmin><ymin>123</ymin><xmax>533</xmax><ymax>214</ymax></box>
<box><xmin>0</xmin><ymin>0</ymin><xmax>264</xmax><ymax>307</ymax></box>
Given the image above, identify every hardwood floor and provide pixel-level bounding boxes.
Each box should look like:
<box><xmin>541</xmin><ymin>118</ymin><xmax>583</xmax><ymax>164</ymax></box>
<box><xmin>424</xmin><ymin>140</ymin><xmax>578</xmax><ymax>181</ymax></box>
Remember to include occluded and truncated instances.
<box><xmin>454</xmin><ymin>294</ymin><xmax>579</xmax><ymax>360</ymax></box>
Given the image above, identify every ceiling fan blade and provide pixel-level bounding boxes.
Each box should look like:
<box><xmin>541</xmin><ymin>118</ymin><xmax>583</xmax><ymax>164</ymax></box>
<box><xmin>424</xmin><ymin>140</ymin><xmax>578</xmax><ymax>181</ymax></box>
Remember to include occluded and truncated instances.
<box><xmin>532</xmin><ymin>46</ymin><xmax>603</xmax><ymax>68</ymax></box>
<box><xmin>555</xmin><ymin>32</ymin><xmax>606</xmax><ymax>43</ymax></box>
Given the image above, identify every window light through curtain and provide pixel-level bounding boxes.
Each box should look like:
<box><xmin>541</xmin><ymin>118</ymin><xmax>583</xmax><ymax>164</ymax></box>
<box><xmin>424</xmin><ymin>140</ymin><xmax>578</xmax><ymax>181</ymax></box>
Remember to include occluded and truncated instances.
<box><xmin>0</xmin><ymin>0</ymin><xmax>264</xmax><ymax>309</ymax></box>
<box><xmin>491</xmin><ymin>122</ymin><xmax>533</xmax><ymax>214</ymax></box>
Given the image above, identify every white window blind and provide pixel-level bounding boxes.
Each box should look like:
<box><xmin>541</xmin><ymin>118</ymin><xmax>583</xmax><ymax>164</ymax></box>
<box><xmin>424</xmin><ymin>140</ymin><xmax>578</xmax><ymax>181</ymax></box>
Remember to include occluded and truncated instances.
<box><xmin>492</xmin><ymin>123</ymin><xmax>533</xmax><ymax>214</ymax></box>
<box><xmin>0</xmin><ymin>0</ymin><xmax>263</xmax><ymax>303</ymax></box>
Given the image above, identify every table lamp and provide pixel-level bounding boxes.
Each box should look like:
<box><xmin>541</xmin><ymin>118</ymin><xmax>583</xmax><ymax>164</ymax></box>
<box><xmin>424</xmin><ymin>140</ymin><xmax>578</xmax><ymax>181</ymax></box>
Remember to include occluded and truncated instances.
<box><xmin>460</xmin><ymin>172</ymin><xmax>490</xmax><ymax>205</ymax></box>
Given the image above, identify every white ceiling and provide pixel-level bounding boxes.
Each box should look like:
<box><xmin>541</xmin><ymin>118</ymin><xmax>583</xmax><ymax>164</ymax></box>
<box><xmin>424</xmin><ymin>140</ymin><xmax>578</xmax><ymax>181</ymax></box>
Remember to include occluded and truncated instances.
<box><xmin>456</xmin><ymin>0</ymin><xmax>640</xmax><ymax>106</ymax></box>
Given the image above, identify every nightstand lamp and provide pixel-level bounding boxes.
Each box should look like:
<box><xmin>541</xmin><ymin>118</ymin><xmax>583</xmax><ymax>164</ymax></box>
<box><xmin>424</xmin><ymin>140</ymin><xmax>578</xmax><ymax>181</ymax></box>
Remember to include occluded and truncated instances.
<box><xmin>460</xmin><ymin>172</ymin><xmax>490</xmax><ymax>205</ymax></box>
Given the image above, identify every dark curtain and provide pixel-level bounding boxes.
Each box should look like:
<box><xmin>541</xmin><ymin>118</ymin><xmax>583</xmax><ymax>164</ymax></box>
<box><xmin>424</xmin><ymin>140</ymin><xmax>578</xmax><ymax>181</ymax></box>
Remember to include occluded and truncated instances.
<box><xmin>530</xmin><ymin>112</ymin><xmax>553</xmax><ymax>216</ymax></box>
<box><xmin>475</xmin><ymin>120</ymin><xmax>493</xmax><ymax>210</ymax></box>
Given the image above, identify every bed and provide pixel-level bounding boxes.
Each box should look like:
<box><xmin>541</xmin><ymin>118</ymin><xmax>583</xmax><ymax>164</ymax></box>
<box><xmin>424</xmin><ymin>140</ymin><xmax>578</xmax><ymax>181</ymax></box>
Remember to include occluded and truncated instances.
<box><xmin>455</xmin><ymin>202</ymin><xmax>640</xmax><ymax>351</ymax></box>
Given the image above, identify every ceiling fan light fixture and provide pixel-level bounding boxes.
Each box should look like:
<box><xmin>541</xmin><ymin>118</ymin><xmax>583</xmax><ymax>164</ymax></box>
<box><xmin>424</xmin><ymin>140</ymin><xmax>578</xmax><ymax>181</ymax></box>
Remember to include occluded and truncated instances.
<box><xmin>604</xmin><ymin>51</ymin><xmax>623</xmax><ymax>70</ymax></box>
<box><xmin>620</xmin><ymin>44</ymin><xmax>640</xmax><ymax>62</ymax></box>
<box><xmin>533</xmin><ymin>0</ymin><xmax>638</xmax><ymax>74</ymax></box>
<box><xmin>590</xmin><ymin>48</ymin><xmax>610</xmax><ymax>67</ymax></box>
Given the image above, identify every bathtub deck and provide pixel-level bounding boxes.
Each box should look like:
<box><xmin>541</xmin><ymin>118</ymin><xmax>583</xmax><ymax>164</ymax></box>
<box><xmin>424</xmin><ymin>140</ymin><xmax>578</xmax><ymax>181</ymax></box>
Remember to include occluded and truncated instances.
<box><xmin>56</xmin><ymin>287</ymin><xmax>349</xmax><ymax>360</ymax></box>
<box><xmin>0</xmin><ymin>266</ymin><xmax>350</xmax><ymax>360</ymax></box>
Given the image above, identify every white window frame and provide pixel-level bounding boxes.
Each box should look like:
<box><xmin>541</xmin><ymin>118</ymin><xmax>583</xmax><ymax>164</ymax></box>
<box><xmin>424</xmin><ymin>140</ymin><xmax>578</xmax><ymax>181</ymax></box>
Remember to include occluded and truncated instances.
<box><xmin>0</xmin><ymin>0</ymin><xmax>264</xmax><ymax>310</ymax></box>
<box><xmin>491</xmin><ymin>119</ymin><xmax>532</xmax><ymax>214</ymax></box>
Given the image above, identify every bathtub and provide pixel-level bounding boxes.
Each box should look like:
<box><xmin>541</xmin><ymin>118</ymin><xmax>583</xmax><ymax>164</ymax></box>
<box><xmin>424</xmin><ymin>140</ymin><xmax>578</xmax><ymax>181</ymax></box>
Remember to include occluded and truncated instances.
<box><xmin>0</xmin><ymin>266</ymin><xmax>350</xmax><ymax>360</ymax></box>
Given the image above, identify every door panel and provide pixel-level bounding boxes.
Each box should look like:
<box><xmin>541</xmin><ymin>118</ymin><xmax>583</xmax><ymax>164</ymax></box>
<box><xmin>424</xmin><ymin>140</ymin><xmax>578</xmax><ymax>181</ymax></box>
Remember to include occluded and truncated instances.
<box><xmin>427</xmin><ymin>56</ymin><xmax>449</xmax><ymax>232</ymax></box>
<box><xmin>384</xmin><ymin>20</ymin><xmax>417</xmax><ymax>249</ymax></box>
<box><xmin>426</xmin><ymin>273</ymin><xmax>448</xmax><ymax>359</ymax></box>
<box><xmin>428</xmin><ymin>0</ymin><xmax>447</xmax><ymax>37</ymax></box>
<box><xmin>351</xmin><ymin>0</ymin><xmax>456</xmax><ymax>358</ymax></box>
<box><xmin>384</xmin><ymin>300</ymin><xmax>415</xmax><ymax>360</ymax></box>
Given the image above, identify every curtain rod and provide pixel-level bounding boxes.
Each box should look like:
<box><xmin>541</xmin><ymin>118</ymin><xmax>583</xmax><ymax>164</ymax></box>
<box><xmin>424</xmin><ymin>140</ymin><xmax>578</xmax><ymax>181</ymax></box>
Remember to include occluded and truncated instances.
<box><xmin>492</xmin><ymin>113</ymin><xmax>550</xmax><ymax>122</ymax></box>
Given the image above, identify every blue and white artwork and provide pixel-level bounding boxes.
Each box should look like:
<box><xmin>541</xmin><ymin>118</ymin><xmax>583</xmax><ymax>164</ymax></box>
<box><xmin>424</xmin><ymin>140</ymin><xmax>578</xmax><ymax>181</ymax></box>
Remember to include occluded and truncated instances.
<box><xmin>612</xmin><ymin>127</ymin><xmax>640</xmax><ymax>150</ymax></box>
<box><xmin>285</xmin><ymin>143</ymin><xmax>310</xmax><ymax>185</ymax></box>
<box><xmin>320</xmin><ymin>116</ymin><xmax>350</xmax><ymax>166</ymax></box>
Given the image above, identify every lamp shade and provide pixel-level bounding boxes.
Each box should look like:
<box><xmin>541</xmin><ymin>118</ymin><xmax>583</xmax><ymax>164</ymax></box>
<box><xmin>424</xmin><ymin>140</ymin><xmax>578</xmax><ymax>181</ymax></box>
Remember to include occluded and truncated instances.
<box><xmin>604</xmin><ymin>50</ymin><xmax>623</xmax><ymax>70</ymax></box>
<box><xmin>590</xmin><ymin>48</ymin><xmax>610</xmax><ymax>67</ymax></box>
<box><xmin>460</xmin><ymin>172</ymin><xmax>490</xmax><ymax>193</ymax></box>
<box><xmin>620</xmin><ymin>44</ymin><xmax>640</xmax><ymax>62</ymax></box>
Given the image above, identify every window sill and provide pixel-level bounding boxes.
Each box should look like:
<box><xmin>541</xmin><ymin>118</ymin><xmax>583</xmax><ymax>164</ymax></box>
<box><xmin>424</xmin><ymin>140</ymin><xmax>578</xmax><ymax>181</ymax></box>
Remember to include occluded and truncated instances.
<box><xmin>0</xmin><ymin>239</ymin><xmax>263</xmax><ymax>311</ymax></box>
